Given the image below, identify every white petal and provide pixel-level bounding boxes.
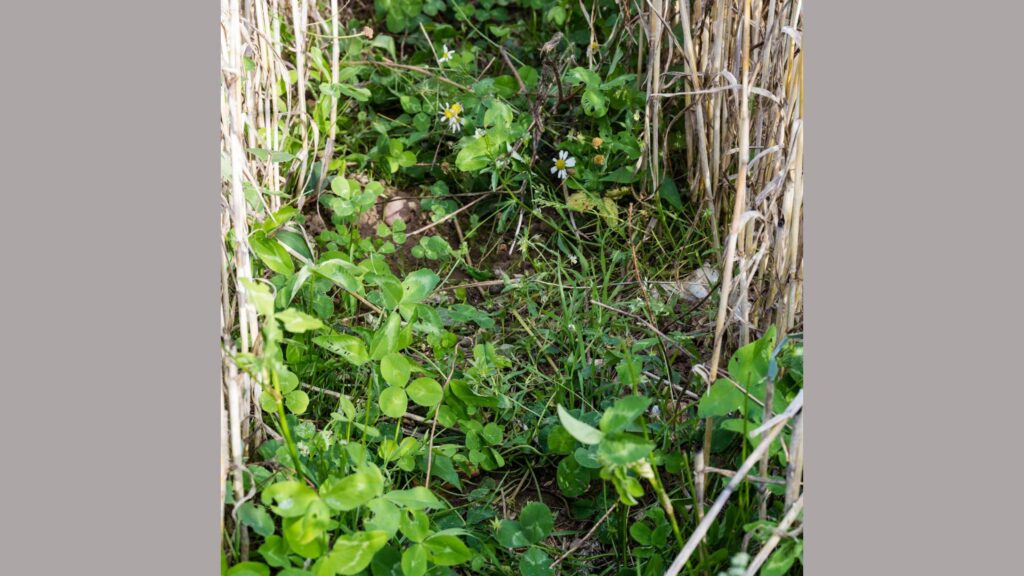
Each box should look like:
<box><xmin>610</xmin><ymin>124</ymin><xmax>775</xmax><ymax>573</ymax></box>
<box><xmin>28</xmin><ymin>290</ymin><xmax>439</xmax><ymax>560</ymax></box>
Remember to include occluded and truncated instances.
<box><xmin>565</xmin><ymin>157</ymin><xmax>576</xmax><ymax>167</ymax></box>
<box><xmin>558</xmin><ymin>170</ymin><xmax>567</xmax><ymax>179</ymax></box>
<box><xmin>550</xmin><ymin>166</ymin><xmax>557</xmax><ymax>174</ymax></box>
<box><xmin>558</xmin><ymin>150</ymin><xmax>568</xmax><ymax>159</ymax></box>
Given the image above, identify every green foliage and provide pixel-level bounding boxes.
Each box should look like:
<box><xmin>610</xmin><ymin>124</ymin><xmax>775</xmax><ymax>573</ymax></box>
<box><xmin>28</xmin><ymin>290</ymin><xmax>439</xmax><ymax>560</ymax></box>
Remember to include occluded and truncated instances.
<box><xmin>225</xmin><ymin>4</ymin><xmax>805</xmax><ymax>576</ymax></box>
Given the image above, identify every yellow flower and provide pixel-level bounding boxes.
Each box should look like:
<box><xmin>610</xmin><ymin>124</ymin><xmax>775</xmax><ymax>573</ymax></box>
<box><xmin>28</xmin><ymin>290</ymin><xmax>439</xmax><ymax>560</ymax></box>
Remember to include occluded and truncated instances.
<box><xmin>594</xmin><ymin>154</ymin><xmax>605</xmax><ymax>166</ymax></box>
<box><xmin>592</xmin><ymin>137</ymin><xmax>603</xmax><ymax>149</ymax></box>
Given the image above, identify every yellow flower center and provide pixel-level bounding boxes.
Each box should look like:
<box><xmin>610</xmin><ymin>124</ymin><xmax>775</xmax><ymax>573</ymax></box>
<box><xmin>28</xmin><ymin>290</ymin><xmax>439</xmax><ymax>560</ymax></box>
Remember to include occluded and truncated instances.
<box><xmin>451</xmin><ymin>103</ymin><xmax>463</xmax><ymax>115</ymax></box>
<box><xmin>555</xmin><ymin>159</ymin><xmax>566</xmax><ymax>170</ymax></box>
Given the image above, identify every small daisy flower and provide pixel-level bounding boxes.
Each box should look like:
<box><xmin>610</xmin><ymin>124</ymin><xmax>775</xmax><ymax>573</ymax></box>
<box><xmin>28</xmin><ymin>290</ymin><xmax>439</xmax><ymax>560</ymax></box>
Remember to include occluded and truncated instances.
<box><xmin>449</xmin><ymin>115</ymin><xmax>466</xmax><ymax>133</ymax></box>
<box><xmin>594</xmin><ymin>154</ymin><xmax>606</xmax><ymax>166</ymax></box>
<box><xmin>438</xmin><ymin>44</ymin><xmax>454</xmax><ymax>64</ymax></box>
<box><xmin>439</xmin><ymin>102</ymin><xmax>466</xmax><ymax>132</ymax></box>
<box><xmin>550</xmin><ymin>150</ymin><xmax>576</xmax><ymax>180</ymax></box>
<box><xmin>439</xmin><ymin>102</ymin><xmax>455</xmax><ymax>121</ymax></box>
<box><xmin>592</xmin><ymin>137</ymin><xmax>603</xmax><ymax>149</ymax></box>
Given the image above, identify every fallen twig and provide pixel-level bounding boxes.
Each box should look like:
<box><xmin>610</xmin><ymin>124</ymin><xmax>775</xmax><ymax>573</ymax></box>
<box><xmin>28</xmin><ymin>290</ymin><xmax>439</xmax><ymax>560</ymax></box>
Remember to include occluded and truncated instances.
<box><xmin>424</xmin><ymin>353</ymin><xmax>459</xmax><ymax>489</ymax></box>
<box><xmin>407</xmin><ymin>194</ymin><xmax>490</xmax><ymax>238</ymax></box>
<box><xmin>549</xmin><ymin>502</ymin><xmax>618</xmax><ymax>569</ymax></box>
<box><xmin>341</xmin><ymin>59</ymin><xmax>471</xmax><ymax>92</ymax></box>
<box><xmin>589</xmin><ymin>299</ymin><xmax>697</xmax><ymax>360</ymax></box>
<box><xmin>301</xmin><ymin>383</ymin><xmax>426</xmax><ymax>423</ymax></box>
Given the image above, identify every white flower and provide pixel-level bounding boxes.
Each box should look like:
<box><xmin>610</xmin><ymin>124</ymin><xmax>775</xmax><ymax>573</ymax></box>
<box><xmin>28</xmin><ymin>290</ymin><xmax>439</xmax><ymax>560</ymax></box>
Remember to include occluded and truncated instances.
<box><xmin>439</xmin><ymin>102</ymin><xmax>465</xmax><ymax>133</ymax></box>
<box><xmin>474</xmin><ymin>128</ymin><xmax>486</xmax><ymax>138</ymax></box>
<box><xmin>449</xmin><ymin>115</ymin><xmax>466</xmax><ymax>133</ymax></box>
<box><xmin>438</xmin><ymin>44</ymin><xmax>454</xmax><ymax>64</ymax></box>
<box><xmin>550</xmin><ymin>150</ymin><xmax>576</xmax><ymax>180</ymax></box>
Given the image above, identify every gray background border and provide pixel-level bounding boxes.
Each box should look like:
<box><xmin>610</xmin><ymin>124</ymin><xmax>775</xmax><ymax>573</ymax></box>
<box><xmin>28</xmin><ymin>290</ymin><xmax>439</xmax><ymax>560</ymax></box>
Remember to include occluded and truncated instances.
<box><xmin>1</xmin><ymin>1</ymin><xmax>1021</xmax><ymax>574</ymax></box>
<box><xmin>0</xmin><ymin>1</ymin><xmax>223</xmax><ymax>572</ymax></box>
<box><xmin>806</xmin><ymin>1</ymin><xmax>1024</xmax><ymax>572</ymax></box>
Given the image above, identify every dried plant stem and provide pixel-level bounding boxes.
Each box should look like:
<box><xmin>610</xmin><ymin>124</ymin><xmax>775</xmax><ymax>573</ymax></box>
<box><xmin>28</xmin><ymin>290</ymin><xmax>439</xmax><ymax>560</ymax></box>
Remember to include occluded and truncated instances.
<box><xmin>665</xmin><ymin>388</ymin><xmax>800</xmax><ymax>576</ymax></box>
<box><xmin>424</xmin><ymin>354</ymin><xmax>458</xmax><ymax>490</ymax></box>
<box><xmin>741</xmin><ymin>495</ymin><xmax>804</xmax><ymax>576</ymax></box>
<box><xmin>342</xmin><ymin>59</ymin><xmax>471</xmax><ymax>93</ymax></box>
<box><xmin>702</xmin><ymin>0</ymin><xmax>753</xmax><ymax>501</ymax></box>
<box><xmin>644</xmin><ymin>0</ymin><xmax>665</xmax><ymax>192</ymax></box>
<box><xmin>549</xmin><ymin>502</ymin><xmax>618</xmax><ymax>569</ymax></box>
<box><xmin>300</xmin><ymin>383</ymin><xmax>426</xmax><ymax>424</ymax></box>
<box><xmin>314</xmin><ymin>0</ymin><xmax>340</xmax><ymax>195</ymax></box>
<box><xmin>589</xmin><ymin>299</ymin><xmax>697</xmax><ymax>360</ymax></box>
<box><xmin>225</xmin><ymin>362</ymin><xmax>247</xmax><ymax>559</ymax></box>
<box><xmin>759</xmin><ymin>371</ymin><xmax>776</xmax><ymax>520</ymax></box>
<box><xmin>223</xmin><ymin>0</ymin><xmax>256</xmax><ymax>557</ymax></box>
<box><xmin>290</xmin><ymin>0</ymin><xmax>311</xmax><ymax>210</ymax></box>
<box><xmin>406</xmin><ymin>194</ymin><xmax>489</xmax><ymax>238</ymax></box>
<box><xmin>705</xmin><ymin>466</ymin><xmax>786</xmax><ymax>486</ymax></box>
<box><xmin>220</xmin><ymin>372</ymin><xmax>228</xmax><ymax>536</ymax></box>
<box><xmin>784</xmin><ymin>411</ymin><xmax>804</xmax><ymax>509</ymax></box>
<box><xmin>678</xmin><ymin>0</ymin><xmax>720</xmax><ymax>251</ymax></box>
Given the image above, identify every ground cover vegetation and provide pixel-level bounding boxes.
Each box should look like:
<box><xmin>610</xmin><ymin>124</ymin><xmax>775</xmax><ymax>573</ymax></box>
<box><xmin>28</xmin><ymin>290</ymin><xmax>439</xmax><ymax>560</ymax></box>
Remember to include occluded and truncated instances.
<box><xmin>220</xmin><ymin>1</ymin><xmax>804</xmax><ymax>574</ymax></box>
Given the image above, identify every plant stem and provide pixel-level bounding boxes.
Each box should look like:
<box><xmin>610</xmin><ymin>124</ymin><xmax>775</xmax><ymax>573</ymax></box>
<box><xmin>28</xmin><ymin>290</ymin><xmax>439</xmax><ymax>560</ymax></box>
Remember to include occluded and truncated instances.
<box><xmin>270</xmin><ymin>367</ymin><xmax>310</xmax><ymax>485</ymax></box>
